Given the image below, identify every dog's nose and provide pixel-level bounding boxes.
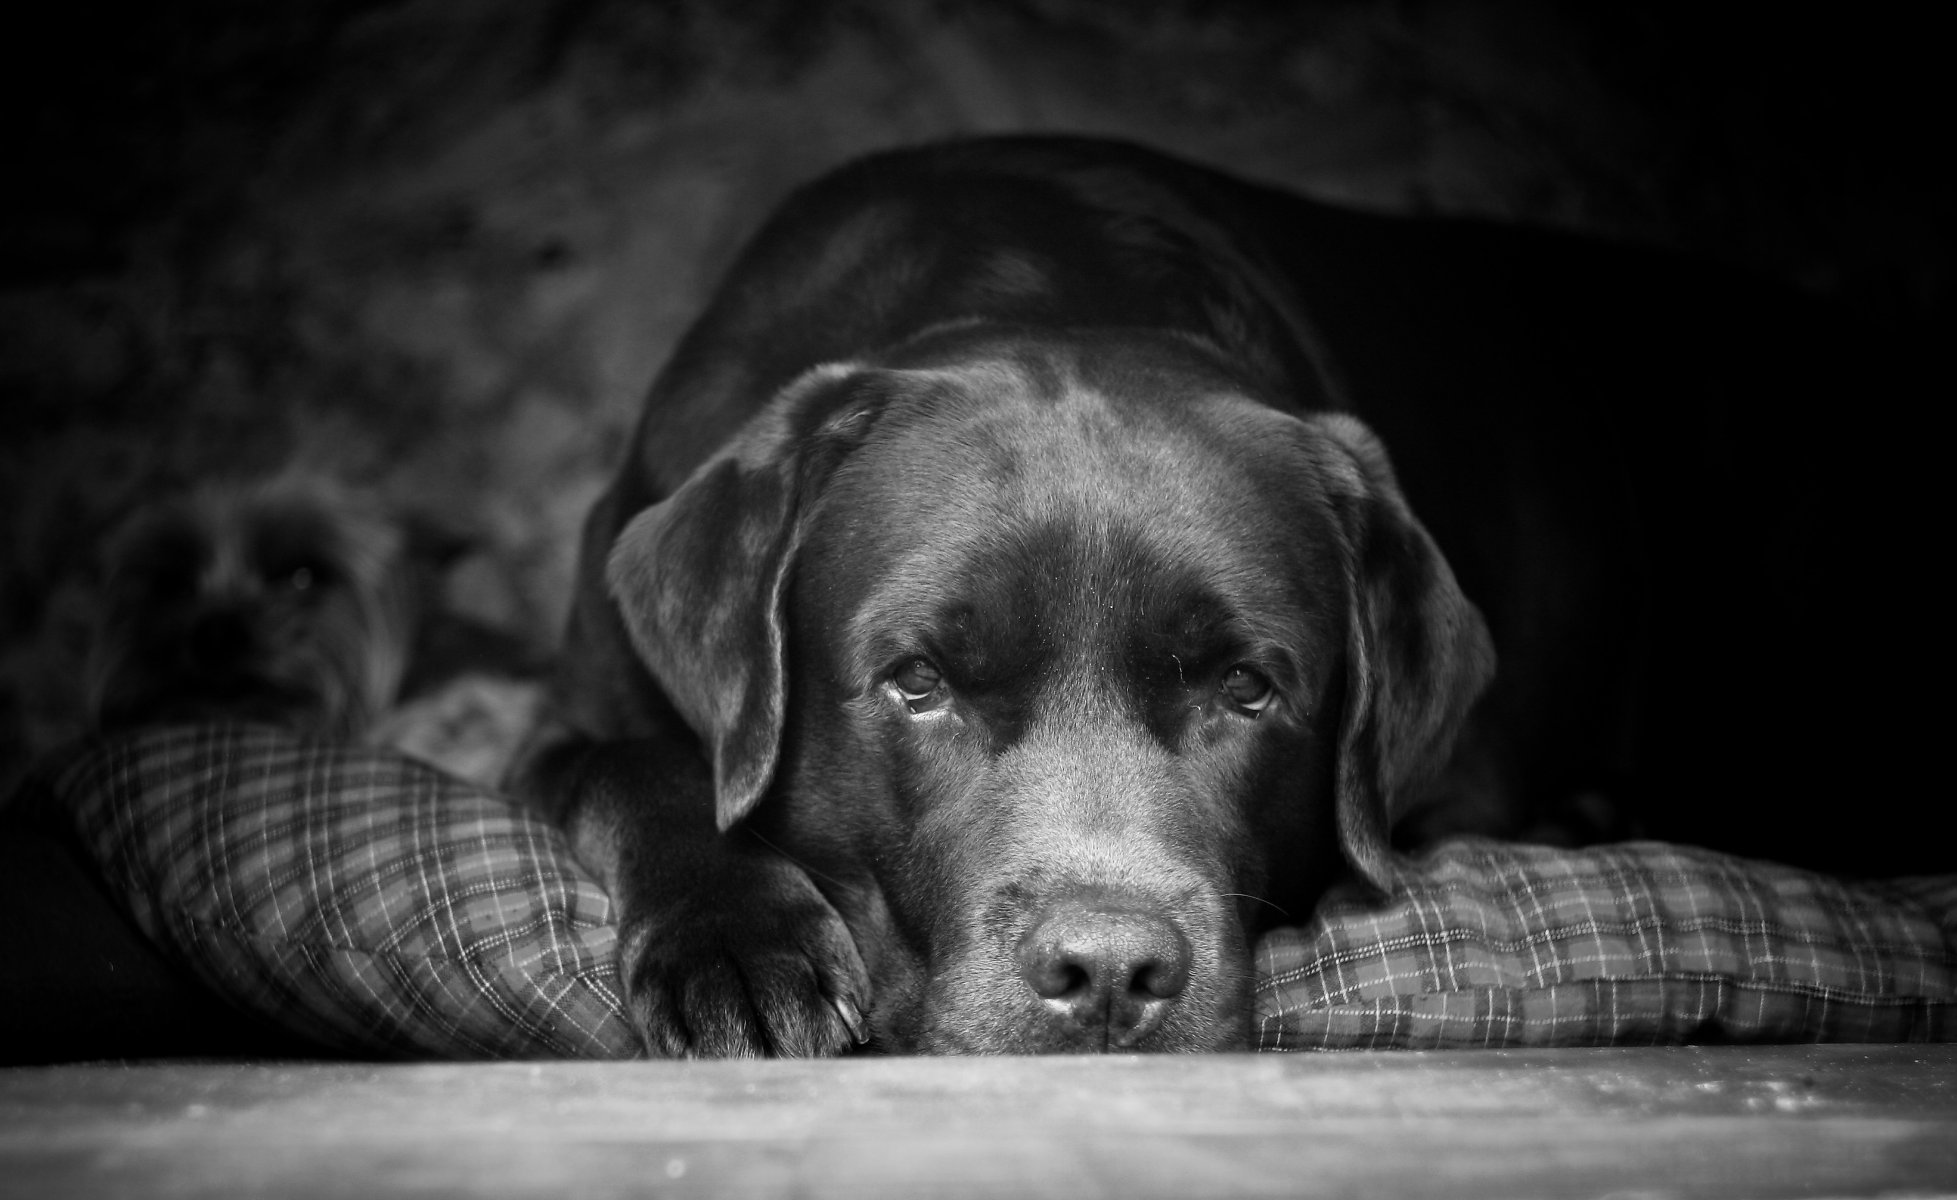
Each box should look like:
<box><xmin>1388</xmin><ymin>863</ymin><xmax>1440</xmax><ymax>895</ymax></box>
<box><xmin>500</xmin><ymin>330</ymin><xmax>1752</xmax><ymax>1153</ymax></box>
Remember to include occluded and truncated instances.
<box><xmin>1017</xmin><ymin>900</ymin><xmax>1191</xmax><ymax>1049</ymax></box>
<box><xmin>184</xmin><ymin>609</ymin><xmax>255</xmax><ymax>670</ymax></box>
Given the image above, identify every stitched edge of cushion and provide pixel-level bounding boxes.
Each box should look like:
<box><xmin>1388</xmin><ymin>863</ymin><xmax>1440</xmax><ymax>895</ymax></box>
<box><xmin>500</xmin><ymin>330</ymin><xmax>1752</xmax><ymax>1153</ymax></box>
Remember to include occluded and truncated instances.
<box><xmin>1257</xmin><ymin>976</ymin><xmax>1957</xmax><ymax>1051</ymax></box>
<box><xmin>169</xmin><ymin>912</ymin><xmax>640</xmax><ymax>1059</ymax></box>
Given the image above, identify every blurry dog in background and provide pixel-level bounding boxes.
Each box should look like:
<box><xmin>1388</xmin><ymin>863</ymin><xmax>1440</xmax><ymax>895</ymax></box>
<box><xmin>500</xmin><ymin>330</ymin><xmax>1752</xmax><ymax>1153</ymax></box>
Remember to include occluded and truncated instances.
<box><xmin>86</xmin><ymin>472</ymin><xmax>416</xmax><ymax>743</ymax></box>
<box><xmin>84</xmin><ymin>470</ymin><xmax>545</xmax><ymax>787</ymax></box>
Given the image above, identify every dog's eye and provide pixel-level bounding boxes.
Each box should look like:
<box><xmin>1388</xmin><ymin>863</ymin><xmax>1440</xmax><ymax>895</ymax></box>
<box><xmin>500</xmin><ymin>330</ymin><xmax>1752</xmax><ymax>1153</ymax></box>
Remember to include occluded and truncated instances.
<box><xmin>1220</xmin><ymin>665</ymin><xmax>1274</xmax><ymax>715</ymax></box>
<box><xmin>893</xmin><ymin>657</ymin><xmax>945</xmax><ymax>710</ymax></box>
<box><xmin>266</xmin><ymin>560</ymin><xmax>333</xmax><ymax>594</ymax></box>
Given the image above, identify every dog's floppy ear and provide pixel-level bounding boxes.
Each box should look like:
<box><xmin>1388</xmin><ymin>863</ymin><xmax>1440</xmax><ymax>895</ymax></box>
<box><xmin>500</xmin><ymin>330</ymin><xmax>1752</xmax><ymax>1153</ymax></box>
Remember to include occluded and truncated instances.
<box><xmin>1311</xmin><ymin>414</ymin><xmax>1495</xmax><ymax>892</ymax></box>
<box><xmin>606</xmin><ymin>364</ymin><xmax>883</xmax><ymax>830</ymax></box>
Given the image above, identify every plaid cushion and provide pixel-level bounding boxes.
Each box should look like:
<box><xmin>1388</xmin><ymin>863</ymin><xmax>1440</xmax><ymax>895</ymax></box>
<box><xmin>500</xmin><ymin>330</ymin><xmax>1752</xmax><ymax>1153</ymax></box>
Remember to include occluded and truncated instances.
<box><xmin>53</xmin><ymin>724</ymin><xmax>639</xmax><ymax>1059</ymax></box>
<box><xmin>1254</xmin><ymin>840</ymin><xmax>1957</xmax><ymax>1049</ymax></box>
<box><xmin>46</xmin><ymin>725</ymin><xmax>1957</xmax><ymax>1057</ymax></box>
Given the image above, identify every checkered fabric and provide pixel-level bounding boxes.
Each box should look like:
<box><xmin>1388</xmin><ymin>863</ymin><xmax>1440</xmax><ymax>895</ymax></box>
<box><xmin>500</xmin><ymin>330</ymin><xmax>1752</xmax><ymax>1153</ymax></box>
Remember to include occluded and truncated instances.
<box><xmin>1254</xmin><ymin>839</ymin><xmax>1957</xmax><ymax>1050</ymax></box>
<box><xmin>46</xmin><ymin>725</ymin><xmax>1956</xmax><ymax>1057</ymax></box>
<box><xmin>55</xmin><ymin>723</ymin><xmax>640</xmax><ymax>1059</ymax></box>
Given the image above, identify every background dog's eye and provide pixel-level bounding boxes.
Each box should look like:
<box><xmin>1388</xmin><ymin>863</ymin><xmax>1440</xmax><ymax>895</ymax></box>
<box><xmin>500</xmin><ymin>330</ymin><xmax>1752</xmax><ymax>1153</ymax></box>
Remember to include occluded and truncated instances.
<box><xmin>1221</xmin><ymin>665</ymin><xmax>1274</xmax><ymax>715</ymax></box>
<box><xmin>893</xmin><ymin>657</ymin><xmax>944</xmax><ymax>708</ymax></box>
<box><xmin>265</xmin><ymin>560</ymin><xmax>333</xmax><ymax>594</ymax></box>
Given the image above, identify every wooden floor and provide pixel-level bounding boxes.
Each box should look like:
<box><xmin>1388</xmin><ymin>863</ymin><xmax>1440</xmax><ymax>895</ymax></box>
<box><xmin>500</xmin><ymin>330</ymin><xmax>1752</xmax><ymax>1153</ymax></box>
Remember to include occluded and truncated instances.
<box><xmin>3</xmin><ymin>1045</ymin><xmax>1954</xmax><ymax>1198</ymax></box>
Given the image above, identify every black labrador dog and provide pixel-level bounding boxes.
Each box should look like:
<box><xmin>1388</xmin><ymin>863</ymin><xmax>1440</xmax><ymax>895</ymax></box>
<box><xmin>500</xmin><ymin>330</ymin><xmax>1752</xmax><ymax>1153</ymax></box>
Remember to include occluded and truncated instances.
<box><xmin>517</xmin><ymin>136</ymin><xmax>1939</xmax><ymax>1056</ymax></box>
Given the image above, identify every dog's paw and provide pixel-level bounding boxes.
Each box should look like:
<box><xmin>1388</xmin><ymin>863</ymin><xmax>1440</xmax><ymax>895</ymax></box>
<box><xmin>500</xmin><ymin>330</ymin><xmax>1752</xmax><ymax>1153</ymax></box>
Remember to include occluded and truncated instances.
<box><xmin>619</xmin><ymin>856</ymin><xmax>870</xmax><ymax>1058</ymax></box>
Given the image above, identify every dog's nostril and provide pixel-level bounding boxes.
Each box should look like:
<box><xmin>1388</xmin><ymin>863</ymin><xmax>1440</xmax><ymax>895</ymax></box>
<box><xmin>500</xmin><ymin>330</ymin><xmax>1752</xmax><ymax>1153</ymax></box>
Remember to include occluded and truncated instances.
<box><xmin>1131</xmin><ymin>959</ymin><xmax>1185</xmax><ymax>1000</ymax></box>
<box><xmin>1017</xmin><ymin>901</ymin><xmax>1192</xmax><ymax>1046</ymax></box>
<box><xmin>1025</xmin><ymin>955</ymin><xmax>1103</xmax><ymax>1002</ymax></box>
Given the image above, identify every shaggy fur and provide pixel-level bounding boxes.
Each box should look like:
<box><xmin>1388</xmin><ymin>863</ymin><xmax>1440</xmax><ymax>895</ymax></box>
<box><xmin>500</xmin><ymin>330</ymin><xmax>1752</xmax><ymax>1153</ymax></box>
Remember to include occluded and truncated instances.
<box><xmin>88</xmin><ymin>473</ymin><xmax>415</xmax><ymax>742</ymax></box>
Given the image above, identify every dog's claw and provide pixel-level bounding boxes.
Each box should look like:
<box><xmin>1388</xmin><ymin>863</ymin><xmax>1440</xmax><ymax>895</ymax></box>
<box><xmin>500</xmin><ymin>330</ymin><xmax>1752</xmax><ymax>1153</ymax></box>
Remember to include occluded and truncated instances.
<box><xmin>616</xmin><ymin>846</ymin><xmax>871</xmax><ymax>1058</ymax></box>
<box><xmin>831</xmin><ymin>994</ymin><xmax>870</xmax><ymax>1045</ymax></box>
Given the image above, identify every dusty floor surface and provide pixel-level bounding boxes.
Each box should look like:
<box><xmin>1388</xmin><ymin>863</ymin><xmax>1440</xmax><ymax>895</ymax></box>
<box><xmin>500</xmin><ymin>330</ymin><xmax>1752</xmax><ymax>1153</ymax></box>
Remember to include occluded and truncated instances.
<box><xmin>1</xmin><ymin>1</ymin><xmax>1947</xmax><ymax>795</ymax></box>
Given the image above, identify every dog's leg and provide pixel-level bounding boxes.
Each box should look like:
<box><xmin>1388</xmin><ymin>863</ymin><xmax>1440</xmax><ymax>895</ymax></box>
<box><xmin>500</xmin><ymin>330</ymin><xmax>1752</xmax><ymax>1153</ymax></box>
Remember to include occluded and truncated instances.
<box><xmin>517</xmin><ymin>727</ymin><xmax>870</xmax><ymax>1058</ymax></box>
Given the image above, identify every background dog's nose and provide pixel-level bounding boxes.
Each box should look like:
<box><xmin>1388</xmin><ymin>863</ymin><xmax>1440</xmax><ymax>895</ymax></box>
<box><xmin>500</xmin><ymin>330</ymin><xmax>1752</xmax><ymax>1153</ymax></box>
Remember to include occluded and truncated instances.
<box><xmin>1017</xmin><ymin>900</ymin><xmax>1191</xmax><ymax>1049</ymax></box>
<box><xmin>184</xmin><ymin>609</ymin><xmax>255</xmax><ymax>671</ymax></box>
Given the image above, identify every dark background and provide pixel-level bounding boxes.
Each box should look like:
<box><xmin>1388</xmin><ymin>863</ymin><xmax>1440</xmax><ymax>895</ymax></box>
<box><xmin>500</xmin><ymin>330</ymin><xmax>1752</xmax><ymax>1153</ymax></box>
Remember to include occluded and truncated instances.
<box><xmin>1</xmin><ymin>0</ymin><xmax>1947</xmax><ymax>799</ymax></box>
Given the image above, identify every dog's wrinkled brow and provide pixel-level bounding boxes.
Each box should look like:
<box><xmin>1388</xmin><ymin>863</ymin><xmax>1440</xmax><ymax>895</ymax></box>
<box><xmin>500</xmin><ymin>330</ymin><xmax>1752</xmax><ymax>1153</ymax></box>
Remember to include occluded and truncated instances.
<box><xmin>841</xmin><ymin>511</ymin><xmax>1320</xmax><ymax>701</ymax></box>
<box><xmin>814</xmin><ymin>349</ymin><xmax>1343</xmax><ymax>696</ymax></box>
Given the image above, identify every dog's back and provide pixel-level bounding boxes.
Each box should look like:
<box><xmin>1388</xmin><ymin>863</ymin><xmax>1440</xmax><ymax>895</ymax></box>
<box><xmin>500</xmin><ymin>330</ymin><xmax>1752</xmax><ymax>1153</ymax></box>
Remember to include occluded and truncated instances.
<box><xmin>1238</xmin><ymin>181</ymin><xmax>1943</xmax><ymax>874</ymax></box>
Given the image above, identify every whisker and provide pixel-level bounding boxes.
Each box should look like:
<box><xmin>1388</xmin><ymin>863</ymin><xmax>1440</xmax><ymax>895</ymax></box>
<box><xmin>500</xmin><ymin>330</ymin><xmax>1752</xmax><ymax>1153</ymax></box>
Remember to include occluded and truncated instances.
<box><xmin>744</xmin><ymin>826</ymin><xmax>860</xmax><ymax>896</ymax></box>
<box><xmin>1222</xmin><ymin>892</ymin><xmax>1291</xmax><ymax>921</ymax></box>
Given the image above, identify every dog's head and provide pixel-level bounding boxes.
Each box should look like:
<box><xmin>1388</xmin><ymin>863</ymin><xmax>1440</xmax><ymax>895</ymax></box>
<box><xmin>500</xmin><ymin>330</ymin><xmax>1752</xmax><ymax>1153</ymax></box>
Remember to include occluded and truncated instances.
<box><xmin>87</xmin><ymin>475</ymin><xmax>415</xmax><ymax>742</ymax></box>
<box><xmin>608</xmin><ymin>328</ymin><xmax>1492</xmax><ymax>1052</ymax></box>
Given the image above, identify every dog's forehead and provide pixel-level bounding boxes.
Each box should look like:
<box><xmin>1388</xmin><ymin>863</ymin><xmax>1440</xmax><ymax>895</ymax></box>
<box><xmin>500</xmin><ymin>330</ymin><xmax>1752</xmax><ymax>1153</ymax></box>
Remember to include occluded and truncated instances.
<box><xmin>805</xmin><ymin>347</ymin><xmax>1346</xmax><ymax>670</ymax></box>
<box><xmin>843</xmin><ymin>350</ymin><xmax>1311</xmax><ymax>537</ymax></box>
